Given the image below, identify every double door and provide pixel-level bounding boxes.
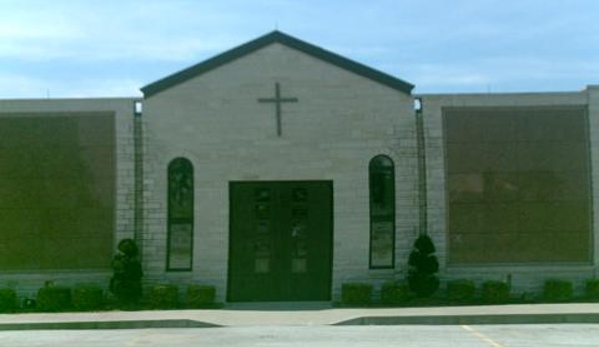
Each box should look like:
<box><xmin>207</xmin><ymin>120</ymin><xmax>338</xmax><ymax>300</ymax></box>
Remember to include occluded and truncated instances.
<box><xmin>228</xmin><ymin>181</ymin><xmax>333</xmax><ymax>301</ymax></box>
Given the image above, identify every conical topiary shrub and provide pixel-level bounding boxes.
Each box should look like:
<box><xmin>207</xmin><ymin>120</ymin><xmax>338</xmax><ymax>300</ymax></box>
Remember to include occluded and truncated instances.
<box><xmin>407</xmin><ymin>234</ymin><xmax>439</xmax><ymax>297</ymax></box>
<box><xmin>109</xmin><ymin>239</ymin><xmax>143</xmax><ymax>306</ymax></box>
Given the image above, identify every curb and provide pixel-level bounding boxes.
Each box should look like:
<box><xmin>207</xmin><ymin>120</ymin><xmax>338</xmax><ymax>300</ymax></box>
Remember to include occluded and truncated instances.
<box><xmin>2</xmin><ymin>312</ymin><xmax>599</xmax><ymax>330</ymax></box>
<box><xmin>0</xmin><ymin>319</ymin><xmax>220</xmax><ymax>331</ymax></box>
<box><xmin>335</xmin><ymin>313</ymin><xmax>599</xmax><ymax>325</ymax></box>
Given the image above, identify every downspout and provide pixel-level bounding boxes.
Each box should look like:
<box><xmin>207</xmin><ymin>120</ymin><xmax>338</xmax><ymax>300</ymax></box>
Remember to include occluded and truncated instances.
<box><xmin>415</xmin><ymin>97</ymin><xmax>427</xmax><ymax>234</ymax></box>
<box><xmin>133</xmin><ymin>100</ymin><xmax>144</xmax><ymax>260</ymax></box>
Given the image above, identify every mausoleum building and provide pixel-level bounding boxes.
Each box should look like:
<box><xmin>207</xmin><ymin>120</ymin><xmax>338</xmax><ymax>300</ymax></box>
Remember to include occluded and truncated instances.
<box><xmin>0</xmin><ymin>31</ymin><xmax>597</xmax><ymax>302</ymax></box>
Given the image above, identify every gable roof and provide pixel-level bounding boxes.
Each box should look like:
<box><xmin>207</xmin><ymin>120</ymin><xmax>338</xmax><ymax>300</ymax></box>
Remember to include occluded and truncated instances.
<box><xmin>141</xmin><ymin>31</ymin><xmax>414</xmax><ymax>97</ymax></box>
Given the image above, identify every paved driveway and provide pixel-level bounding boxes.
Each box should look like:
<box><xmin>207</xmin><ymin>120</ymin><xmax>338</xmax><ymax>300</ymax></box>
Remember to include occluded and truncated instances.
<box><xmin>2</xmin><ymin>325</ymin><xmax>599</xmax><ymax>347</ymax></box>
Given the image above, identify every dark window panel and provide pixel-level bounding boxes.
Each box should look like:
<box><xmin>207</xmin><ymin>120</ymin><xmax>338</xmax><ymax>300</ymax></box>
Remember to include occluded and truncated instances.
<box><xmin>0</xmin><ymin>208</ymin><xmax>42</xmax><ymax>239</ymax></box>
<box><xmin>0</xmin><ymin>149</ymin><xmax>39</xmax><ymax>179</ymax></box>
<box><xmin>448</xmin><ymin>233</ymin><xmax>486</xmax><ymax>263</ymax></box>
<box><xmin>517</xmin><ymin>108</ymin><xmax>587</xmax><ymax>142</ymax></box>
<box><xmin>76</xmin><ymin>115</ymin><xmax>115</xmax><ymax>146</ymax></box>
<box><xmin>79</xmin><ymin>147</ymin><xmax>116</xmax><ymax>179</ymax></box>
<box><xmin>518</xmin><ymin>232</ymin><xmax>555</xmax><ymax>262</ymax></box>
<box><xmin>518</xmin><ymin>202</ymin><xmax>558</xmax><ymax>233</ymax></box>
<box><xmin>35</xmin><ymin>146</ymin><xmax>84</xmax><ymax>179</ymax></box>
<box><xmin>446</xmin><ymin>144</ymin><xmax>486</xmax><ymax>173</ymax></box>
<box><xmin>483</xmin><ymin>143</ymin><xmax>518</xmax><ymax>172</ymax></box>
<box><xmin>448</xmin><ymin>174</ymin><xmax>484</xmax><ymax>203</ymax></box>
<box><xmin>444</xmin><ymin>111</ymin><xmax>483</xmax><ymax>143</ymax></box>
<box><xmin>76</xmin><ymin>208</ymin><xmax>114</xmax><ymax>235</ymax></box>
<box><xmin>518</xmin><ymin>172</ymin><xmax>561</xmax><ymax>202</ymax></box>
<box><xmin>0</xmin><ymin>114</ymin><xmax>115</xmax><ymax>270</ymax></box>
<box><xmin>37</xmin><ymin>117</ymin><xmax>80</xmax><ymax>147</ymax></box>
<box><xmin>482</xmin><ymin>203</ymin><xmax>521</xmax><ymax>233</ymax></box>
<box><xmin>444</xmin><ymin>106</ymin><xmax>590</xmax><ymax>264</ymax></box>
<box><xmin>552</xmin><ymin>231</ymin><xmax>591</xmax><ymax>262</ymax></box>
<box><xmin>448</xmin><ymin>203</ymin><xmax>486</xmax><ymax>234</ymax></box>
<box><xmin>483</xmin><ymin>232</ymin><xmax>519</xmax><ymax>263</ymax></box>
<box><xmin>518</xmin><ymin>142</ymin><xmax>588</xmax><ymax>172</ymax></box>
<box><xmin>482</xmin><ymin>172</ymin><xmax>520</xmax><ymax>202</ymax></box>
<box><xmin>0</xmin><ymin>239</ymin><xmax>40</xmax><ymax>269</ymax></box>
<box><xmin>0</xmin><ymin>118</ymin><xmax>43</xmax><ymax>147</ymax></box>
<box><xmin>556</xmin><ymin>202</ymin><xmax>591</xmax><ymax>232</ymax></box>
<box><xmin>554</xmin><ymin>142</ymin><xmax>590</xmax><ymax>172</ymax></box>
<box><xmin>478</xmin><ymin>112</ymin><xmax>517</xmax><ymax>143</ymax></box>
<box><xmin>0</xmin><ymin>178</ymin><xmax>42</xmax><ymax>208</ymax></box>
<box><xmin>554</xmin><ymin>173</ymin><xmax>591</xmax><ymax>201</ymax></box>
<box><xmin>516</xmin><ymin>142</ymin><xmax>555</xmax><ymax>172</ymax></box>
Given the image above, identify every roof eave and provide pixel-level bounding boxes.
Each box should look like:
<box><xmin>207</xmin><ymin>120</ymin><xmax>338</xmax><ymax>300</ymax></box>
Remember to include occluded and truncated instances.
<box><xmin>141</xmin><ymin>31</ymin><xmax>414</xmax><ymax>98</ymax></box>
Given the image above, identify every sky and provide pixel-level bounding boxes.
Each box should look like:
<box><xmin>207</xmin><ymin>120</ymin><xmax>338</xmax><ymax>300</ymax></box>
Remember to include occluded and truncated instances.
<box><xmin>0</xmin><ymin>0</ymin><xmax>597</xmax><ymax>98</ymax></box>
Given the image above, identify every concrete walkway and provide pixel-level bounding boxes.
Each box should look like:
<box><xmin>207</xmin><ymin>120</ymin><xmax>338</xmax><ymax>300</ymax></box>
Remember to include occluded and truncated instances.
<box><xmin>1</xmin><ymin>303</ymin><xmax>599</xmax><ymax>330</ymax></box>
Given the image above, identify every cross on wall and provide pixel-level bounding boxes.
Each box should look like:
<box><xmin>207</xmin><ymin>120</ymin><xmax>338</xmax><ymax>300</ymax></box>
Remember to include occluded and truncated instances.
<box><xmin>257</xmin><ymin>82</ymin><xmax>298</xmax><ymax>137</ymax></box>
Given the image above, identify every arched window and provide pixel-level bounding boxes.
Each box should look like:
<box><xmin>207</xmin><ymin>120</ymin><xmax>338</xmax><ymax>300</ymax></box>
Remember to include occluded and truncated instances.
<box><xmin>167</xmin><ymin>157</ymin><xmax>194</xmax><ymax>271</ymax></box>
<box><xmin>369</xmin><ymin>155</ymin><xmax>395</xmax><ymax>269</ymax></box>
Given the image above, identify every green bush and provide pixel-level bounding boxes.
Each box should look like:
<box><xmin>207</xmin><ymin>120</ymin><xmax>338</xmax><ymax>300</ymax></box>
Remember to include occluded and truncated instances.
<box><xmin>149</xmin><ymin>284</ymin><xmax>179</xmax><ymax>309</ymax></box>
<box><xmin>585</xmin><ymin>279</ymin><xmax>599</xmax><ymax>301</ymax></box>
<box><xmin>72</xmin><ymin>285</ymin><xmax>104</xmax><ymax>311</ymax></box>
<box><xmin>481</xmin><ymin>281</ymin><xmax>511</xmax><ymax>303</ymax></box>
<box><xmin>341</xmin><ymin>283</ymin><xmax>373</xmax><ymax>306</ymax></box>
<box><xmin>186</xmin><ymin>285</ymin><xmax>216</xmax><ymax>308</ymax></box>
<box><xmin>407</xmin><ymin>234</ymin><xmax>440</xmax><ymax>297</ymax></box>
<box><xmin>0</xmin><ymin>289</ymin><xmax>17</xmax><ymax>313</ymax></box>
<box><xmin>37</xmin><ymin>286</ymin><xmax>72</xmax><ymax>312</ymax></box>
<box><xmin>543</xmin><ymin>279</ymin><xmax>573</xmax><ymax>302</ymax></box>
<box><xmin>446</xmin><ymin>279</ymin><xmax>476</xmax><ymax>303</ymax></box>
<box><xmin>380</xmin><ymin>281</ymin><xmax>410</xmax><ymax>305</ymax></box>
<box><xmin>110</xmin><ymin>239</ymin><xmax>143</xmax><ymax>306</ymax></box>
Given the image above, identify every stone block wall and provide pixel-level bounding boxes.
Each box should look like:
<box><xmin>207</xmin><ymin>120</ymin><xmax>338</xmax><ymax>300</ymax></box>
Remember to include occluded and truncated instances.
<box><xmin>141</xmin><ymin>43</ymin><xmax>419</xmax><ymax>301</ymax></box>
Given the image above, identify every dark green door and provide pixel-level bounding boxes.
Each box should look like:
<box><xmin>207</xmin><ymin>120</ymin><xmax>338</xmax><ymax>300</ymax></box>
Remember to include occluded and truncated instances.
<box><xmin>228</xmin><ymin>181</ymin><xmax>333</xmax><ymax>302</ymax></box>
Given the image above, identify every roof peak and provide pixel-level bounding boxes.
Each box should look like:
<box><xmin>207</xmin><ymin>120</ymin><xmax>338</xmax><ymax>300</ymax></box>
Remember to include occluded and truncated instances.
<box><xmin>141</xmin><ymin>31</ymin><xmax>414</xmax><ymax>97</ymax></box>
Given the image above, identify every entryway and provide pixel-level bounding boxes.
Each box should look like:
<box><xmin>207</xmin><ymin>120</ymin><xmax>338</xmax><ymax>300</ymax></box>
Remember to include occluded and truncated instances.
<box><xmin>228</xmin><ymin>181</ymin><xmax>333</xmax><ymax>301</ymax></box>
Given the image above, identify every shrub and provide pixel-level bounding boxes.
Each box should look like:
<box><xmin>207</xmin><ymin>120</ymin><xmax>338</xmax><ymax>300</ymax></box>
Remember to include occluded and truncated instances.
<box><xmin>72</xmin><ymin>285</ymin><xmax>104</xmax><ymax>311</ymax></box>
<box><xmin>446</xmin><ymin>279</ymin><xmax>476</xmax><ymax>303</ymax></box>
<box><xmin>186</xmin><ymin>285</ymin><xmax>216</xmax><ymax>308</ymax></box>
<box><xmin>37</xmin><ymin>286</ymin><xmax>72</xmax><ymax>312</ymax></box>
<box><xmin>341</xmin><ymin>283</ymin><xmax>373</xmax><ymax>306</ymax></box>
<box><xmin>110</xmin><ymin>239</ymin><xmax>143</xmax><ymax>306</ymax></box>
<box><xmin>0</xmin><ymin>289</ymin><xmax>17</xmax><ymax>313</ymax></box>
<box><xmin>22</xmin><ymin>298</ymin><xmax>36</xmax><ymax>311</ymax></box>
<box><xmin>585</xmin><ymin>279</ymin><xmax>599</xmax><ymax>301</ymax></box>
<box><xmin>407</xmin><ymin>234</ymin><xmax>440</xmax><ymax>297</ymax></box>
<box><xmin>149</xmin><ymin>284</ymin><xmax>179</xmax><ymax>309</ymax></box>
<box><xmin>380</xmin><ymin>281</ymin><xmax>410</xmax><ymax>305</ymax></box>
<box><xmin>481</xmin><ymin>281</ymin><xmax>511</xmax><ymax>303</ymax></box>
<box><xmin>543</xmin><ymin>279</ymin><xmax>573</xmax><ymax>302</ymax></box>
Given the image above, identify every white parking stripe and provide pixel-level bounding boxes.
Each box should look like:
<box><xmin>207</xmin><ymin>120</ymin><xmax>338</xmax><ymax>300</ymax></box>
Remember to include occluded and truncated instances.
<box><xmin>461</xmin><ymin>325</ymin><xmax>506</xmax><ymax>347</ymax></box>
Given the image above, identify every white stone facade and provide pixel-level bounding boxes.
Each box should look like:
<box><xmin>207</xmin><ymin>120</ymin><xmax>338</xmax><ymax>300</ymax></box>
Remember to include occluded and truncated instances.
<box><xmin>141</xmin><ymin>43</ymin><xmax>418</xmax><ymax>301</ymax></box>
<box><xmin>0</xmin><ymin>32</ymin><xmax>597</xmax><ymax>303</ymax></box>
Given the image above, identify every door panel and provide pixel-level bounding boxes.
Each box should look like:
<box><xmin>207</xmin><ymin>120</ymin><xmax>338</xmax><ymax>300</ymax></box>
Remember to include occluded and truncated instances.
<box><xmin>228</xmin><ymin>181</ymin><xmax>332</xmax><ymax>301</ymax></box>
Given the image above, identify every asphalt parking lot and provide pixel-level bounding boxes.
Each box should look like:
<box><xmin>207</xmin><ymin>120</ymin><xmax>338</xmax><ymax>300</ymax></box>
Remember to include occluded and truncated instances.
<box><xmin>2</xmin><ymin>325</ymin><xmax>599</xmax><ymax>347</ymax></box>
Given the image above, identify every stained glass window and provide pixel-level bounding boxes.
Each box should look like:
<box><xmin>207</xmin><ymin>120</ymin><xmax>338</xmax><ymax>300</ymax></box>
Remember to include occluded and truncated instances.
<box><xmin>369</xmin><ymin>155</ymin><xmax>395</xmax><ymax>268</ymax></box>
<box><xmin>167</xmin><ymin>157</ymin><xmax>194</xmax><ymax>271</ymax></box>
